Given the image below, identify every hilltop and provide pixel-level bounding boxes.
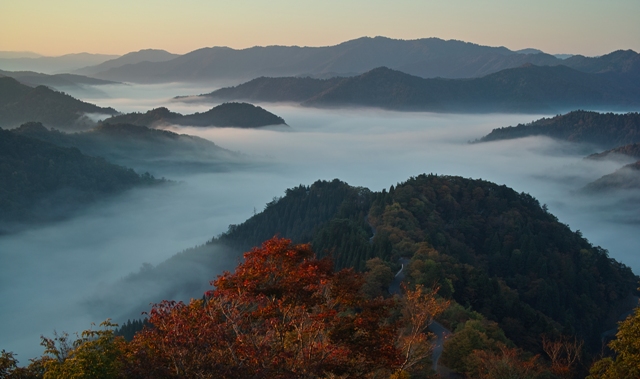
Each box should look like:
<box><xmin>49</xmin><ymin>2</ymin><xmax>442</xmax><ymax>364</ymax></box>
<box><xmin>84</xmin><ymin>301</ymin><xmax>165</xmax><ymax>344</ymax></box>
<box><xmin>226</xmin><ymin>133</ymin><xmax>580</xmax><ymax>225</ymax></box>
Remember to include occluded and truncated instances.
<box><xmin>103</xmin><ymin>103</ymin><xmax>286</xmax><ymax>128</ymax></box>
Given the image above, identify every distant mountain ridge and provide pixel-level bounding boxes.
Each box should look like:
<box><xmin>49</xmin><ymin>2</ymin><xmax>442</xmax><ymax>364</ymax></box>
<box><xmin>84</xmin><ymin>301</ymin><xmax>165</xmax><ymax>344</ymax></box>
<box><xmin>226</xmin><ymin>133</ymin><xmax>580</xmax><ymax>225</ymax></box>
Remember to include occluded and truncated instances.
<box><xmin>0</xmin><ymin>52</ymin><xmax>118</xmax><ymax>74</ymax></box>
<box><xmin>103</xmin><ymin>103</ymin><xmax>287</xmax><ymax>128</ymax></box>
<box><xmin>11</xmin><ymin>121</ymin><xmax>243</xmax><ymax>174</ymax></box>
<box><xmin>85</xmin><ymin>37</ymin><xmax>639</xmax><ymax>84</ymax></box>
<box><xmin>0</xmin><ymin>69</ymin><xmax>118</xmax><ymax>89</ymax></box>
<box><xmin>583</xmin><ymin>161</ymin><xmax>640</xmax><ymax>192</ymax></box>
<box><xmin>74</xmin><ymin>49</ymin><xmax>179</xmax><ymax>76</ymax></box>
<box><xmin>195</xmin><ymin>65</ymin><xmax>640</xmax><ymax>113</ymax></box>
<box><xmin>0</xmin><ymin>76</ymin><xmax>118</xmax><ymax>129</ymax></box>
<box><xmin>0</xmin><ymin>127</ymin><xmax>161</xmax><ymax>232</ymax></box>
<box><xmin>587</xmin><ymin>143</ymin><xmax>640</xmax><ymax>161</ymax></box>
<box><xmin>478</xmin><ymin>111</ymin><xmax>640</xmax><ymax>148</ymax></box>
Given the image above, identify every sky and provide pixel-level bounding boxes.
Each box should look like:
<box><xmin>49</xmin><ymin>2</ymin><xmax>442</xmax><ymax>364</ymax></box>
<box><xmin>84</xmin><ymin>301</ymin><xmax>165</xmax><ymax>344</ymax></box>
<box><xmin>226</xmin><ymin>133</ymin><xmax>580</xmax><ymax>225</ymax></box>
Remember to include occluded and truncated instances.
<box><xmin>1</xmin><ymin>0</ymin><xmax>639</xmax><ymax>57</ymax></box>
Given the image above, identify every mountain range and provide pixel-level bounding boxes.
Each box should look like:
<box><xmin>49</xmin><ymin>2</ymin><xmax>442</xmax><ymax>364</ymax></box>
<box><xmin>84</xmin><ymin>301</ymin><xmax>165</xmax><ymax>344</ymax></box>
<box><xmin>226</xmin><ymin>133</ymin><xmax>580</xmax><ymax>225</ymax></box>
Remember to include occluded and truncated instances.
<box><xmin>0</xmin><ymin>52</ymin><xmax>118</xmax><ymax>74</ymax></box>
<box><xmin>84</xmin><ymin>37</ymin><xmax>640</xmax><ymax>84</ymax></box>
<box><xmin>73</xmin><ymin>49</ymin><xmax>179</xmax><ymax>76</ymax></box>
<box><xmin>193</xmin><ymin>65</ymin><xmax>640</xmax><ymax>113</ymax></box>
<box><xmin>0</xmin><ymin>69</ymin><xmax>118</xmax><ymax>90</ymax></box>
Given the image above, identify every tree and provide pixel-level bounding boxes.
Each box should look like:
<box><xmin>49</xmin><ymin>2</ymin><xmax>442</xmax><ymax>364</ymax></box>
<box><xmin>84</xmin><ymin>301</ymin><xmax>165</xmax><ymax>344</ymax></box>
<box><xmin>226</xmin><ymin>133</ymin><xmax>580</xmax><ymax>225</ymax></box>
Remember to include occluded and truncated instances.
<box><xmin>126</xmin><ymin>238</ymin><xmax>408</xmax><ymax>378</ymax></box>
<box><xmin>588</xmin><ymin>306</ymin><xmax>640</xmax><ymax>379</ymax></box>
<box><xmin>40</xmin><ymin>321</ymin><xmax>125</xmax><ymax>379</ymax></box>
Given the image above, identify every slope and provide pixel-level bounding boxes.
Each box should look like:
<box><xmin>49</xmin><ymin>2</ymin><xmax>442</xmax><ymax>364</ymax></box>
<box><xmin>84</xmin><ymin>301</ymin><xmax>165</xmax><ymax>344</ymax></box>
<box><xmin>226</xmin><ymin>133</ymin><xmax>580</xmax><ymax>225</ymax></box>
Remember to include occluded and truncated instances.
<box><xmin>0</xmin><ymin>128</ymin><xmax>161</xmax><ymax>231</ymax></box>
<box><xmin>0</xmin><ymin>76</ymin><xmax>118</xmax><ymax>129</ymax></box>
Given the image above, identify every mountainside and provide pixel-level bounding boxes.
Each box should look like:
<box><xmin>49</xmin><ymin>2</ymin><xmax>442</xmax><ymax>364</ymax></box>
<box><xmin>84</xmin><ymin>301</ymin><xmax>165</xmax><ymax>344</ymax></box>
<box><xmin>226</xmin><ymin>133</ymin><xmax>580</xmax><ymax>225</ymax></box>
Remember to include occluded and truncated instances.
<box><xmin>479</xmin><ymin>111</ymin><xmax>640</xmax><ymax>149</ymax></box>
<box><xmin>89</xmin><ymin>37</ymin><xmax>564</xmax><ymax>83</ymax></box>
<box><xmin>103</xmin><ymin>103</ymin><xmax>286</xmax><ymax>128</ymax></box>
<box><xmin>563</xmin><ymin>49</ymin><xmax>640</xmax><ymax>77</ymax></box>
<box><xmin>11</xmin><ymin>122</ymin><xmax>242</xmax><ymax>174</ymax></box>
<box><xmin>198</xmin><ymin>65</ymin><xmax>640</xmax><ymax>113</ymax></box>
<box><xmin>0</xmin><ymin>69</ymin><xmax>118</xmax><ymax>89</ymax></box>
<box><xmin>583</xmin><ymin>161</ymin><xmax>640</xmax><ymax>192</ymax></box>
<box><xmin>0</xmin><ymin>76</ymin><xmax>118</xmax><ymax>129</ymax></box>
<box><xmin>0</xmin><ymin>53</ymin><xmax>118</xmax><ymax>74</ymax></box>
<box><xmin>109</xmin><ymin>175</ymin><xmax>638</xmax><ymax>357</ymax></box>
<box><xmin>587</xmin><ymin>143</ymin><xmax>640</xmax><ymax>161</ymax></box>
<box><xmin>74</xmin><ymin>49</ymin><xmax>179</xmax><ymax>76</ymax></box>
<box><xmin>0</xmin><ymin>128</ymin><xmax>161</xmax><ymax>232</ymax></box>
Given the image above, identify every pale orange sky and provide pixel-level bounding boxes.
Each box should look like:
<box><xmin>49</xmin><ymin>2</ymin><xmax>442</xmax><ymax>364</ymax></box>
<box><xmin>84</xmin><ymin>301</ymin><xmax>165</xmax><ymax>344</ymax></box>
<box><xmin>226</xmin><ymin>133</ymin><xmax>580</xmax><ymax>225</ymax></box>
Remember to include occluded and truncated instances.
<box><xmin>1</xmin><ymin>0</ymin><xmax>639</xmax><ymax>57</ymax></box>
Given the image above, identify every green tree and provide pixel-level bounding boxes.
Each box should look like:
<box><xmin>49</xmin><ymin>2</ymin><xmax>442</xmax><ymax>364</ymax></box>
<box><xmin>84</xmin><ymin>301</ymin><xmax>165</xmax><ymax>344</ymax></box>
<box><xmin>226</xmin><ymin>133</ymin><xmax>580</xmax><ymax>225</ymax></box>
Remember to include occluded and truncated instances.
<box><xmin>41</xmin><ymin>320</ymin><xmax>124</xmax><ymax>379</ymax></box>
<box><xmin>588</xmin><ymin>306</ymin><xmax>640</xmax><ymax>379</ymax></box>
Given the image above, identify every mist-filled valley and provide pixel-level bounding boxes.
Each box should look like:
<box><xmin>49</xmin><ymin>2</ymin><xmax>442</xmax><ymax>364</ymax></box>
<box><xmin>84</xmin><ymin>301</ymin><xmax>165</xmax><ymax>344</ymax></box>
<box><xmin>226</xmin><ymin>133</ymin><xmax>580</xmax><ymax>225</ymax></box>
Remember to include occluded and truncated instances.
<box><xmin>2</xmin><ymin>80</ymin><xmax>640</xmax><ymax>362</ymax></box>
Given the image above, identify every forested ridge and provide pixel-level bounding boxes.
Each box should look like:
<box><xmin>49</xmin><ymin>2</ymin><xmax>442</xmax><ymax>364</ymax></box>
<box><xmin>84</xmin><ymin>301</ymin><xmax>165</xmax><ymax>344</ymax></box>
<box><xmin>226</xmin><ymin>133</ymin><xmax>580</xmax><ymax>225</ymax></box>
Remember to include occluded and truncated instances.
<box><xmin>0</xmin><ymin>76</ymin><xmax>117</xmax><ymax>129</ymax></box>
<box><xmin>197</xmin><ymin>65</ymin><xmax>640</xmax><ymax>113</ymax></box>
<box><xmin>103</xmin><ymin>102</ymin><xmax>286</xmax><ymax>128</ymax></box>
<box><xmin>213</xmin><ymin>175</ymin><xmax>638</xmax><ymax>355</ymax></box>
<box><xmin>10</xmin><ymin>121</ymin><xmax>241</xmax><ymax>174</ymax></box>
<box><xmin>479</xmin><ymin>110</ymin><xmax>640</xmax><ymax>149</ymax></box>
<box><xmin>3</xmin><ymin>175</ymin><xmax>639</xmax><ymax>378</ymax></box>
<box><xmin>0</xmin><ymin>128</ymin><xmax>162</xmax><ymax>231</ymax></box>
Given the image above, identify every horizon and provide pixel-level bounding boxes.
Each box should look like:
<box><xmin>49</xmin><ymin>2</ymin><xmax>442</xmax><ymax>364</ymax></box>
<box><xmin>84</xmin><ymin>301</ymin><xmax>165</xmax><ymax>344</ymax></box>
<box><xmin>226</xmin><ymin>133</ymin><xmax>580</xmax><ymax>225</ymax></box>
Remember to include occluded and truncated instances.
<box><xmin>2</xmin><ymin>35</ymin><xmax>638</xmax><ymax>59</ymax></box>
<box><xmin>2</xmin><ymin>0</ymin><xmax>639</xmax><ymax>57</ymax></box>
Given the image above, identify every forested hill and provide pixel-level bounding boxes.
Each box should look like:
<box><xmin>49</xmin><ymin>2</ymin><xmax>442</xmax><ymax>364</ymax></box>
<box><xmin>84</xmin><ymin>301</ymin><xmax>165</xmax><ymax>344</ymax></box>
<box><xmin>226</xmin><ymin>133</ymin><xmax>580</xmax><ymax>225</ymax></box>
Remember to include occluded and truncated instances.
<box><xmin>210</xmin><ymin>175</ymin><xmax>638</xmax><ymax>354</ymax></box>
<box><xmin>0</xmin><ymin>76</ymin><xmax>118</xmax><ymax>129</ymax></box>
<box><xmin>583</xmin><ymin>161</ymin><xmax>640</xmax><ymax>192</ymax></box>
<box><xmin>479</xmin><ymin>110</ymin><xmax>640</xmax><ymax>149</ymax></box>
<box><xmin>102</xmin><ymin>103</ymin><xmax>286</xmax><ymax>128</ymax></box>
<box><xmin>197</xmin><ymin>65</ymin><xmax>640</xmax><ymax>113</ymax></box>
<box><xmin>11</xmin><ymin>122</ymin><xmax>242</xmax><ymax>174</ymax></box>
<box><xmin>0</xmin><ymin>128</ymin><xmax>162</xmax><ymax>232</ymax></box>
<box><xmin>109</xmin><ymin>175</ymin><xmax>639</xmax><ymax>360</ymax></box>
<box><xmin>587</xmin><ymin>142</ymin><xmax>640</xmax><ymax>161</ymax></box>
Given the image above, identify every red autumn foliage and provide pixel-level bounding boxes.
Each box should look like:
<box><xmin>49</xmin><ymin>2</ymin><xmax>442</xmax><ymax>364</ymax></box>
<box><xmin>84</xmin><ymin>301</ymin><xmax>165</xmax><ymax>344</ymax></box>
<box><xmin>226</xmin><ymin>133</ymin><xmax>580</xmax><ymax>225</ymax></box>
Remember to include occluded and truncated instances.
<box><xmin>124</xmin><ymin>238</ymin><xmax>403</xmax><ymax>379</ymax></box>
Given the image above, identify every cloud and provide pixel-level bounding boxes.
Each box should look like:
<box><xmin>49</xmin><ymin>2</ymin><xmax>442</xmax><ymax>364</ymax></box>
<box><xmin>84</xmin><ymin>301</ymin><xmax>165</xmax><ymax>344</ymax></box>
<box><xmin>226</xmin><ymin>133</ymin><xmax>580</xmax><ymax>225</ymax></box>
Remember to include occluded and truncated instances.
<box><xmin>3</xmin><ymin>87</ymin><xmax>640</xmax><ymax>361</ymax></box>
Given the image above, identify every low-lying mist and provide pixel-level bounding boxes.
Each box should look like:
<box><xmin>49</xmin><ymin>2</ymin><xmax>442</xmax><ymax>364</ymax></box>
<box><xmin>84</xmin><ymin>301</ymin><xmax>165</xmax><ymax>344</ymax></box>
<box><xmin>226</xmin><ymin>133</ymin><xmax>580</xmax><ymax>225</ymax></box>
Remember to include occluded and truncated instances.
<box><xmin>2</xmin><ymin>84</ymin><xmax>639</xmax><ymax>361</ymax></box>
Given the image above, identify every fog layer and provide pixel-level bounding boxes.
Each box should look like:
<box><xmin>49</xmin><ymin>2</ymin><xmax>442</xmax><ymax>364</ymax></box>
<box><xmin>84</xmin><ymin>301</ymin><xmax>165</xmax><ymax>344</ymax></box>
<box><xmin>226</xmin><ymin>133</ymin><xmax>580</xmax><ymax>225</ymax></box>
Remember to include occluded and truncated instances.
<box><xmin>2</xmin><ymin>84</ymin><xmax>639</xmax><ymax>361</ymax></box>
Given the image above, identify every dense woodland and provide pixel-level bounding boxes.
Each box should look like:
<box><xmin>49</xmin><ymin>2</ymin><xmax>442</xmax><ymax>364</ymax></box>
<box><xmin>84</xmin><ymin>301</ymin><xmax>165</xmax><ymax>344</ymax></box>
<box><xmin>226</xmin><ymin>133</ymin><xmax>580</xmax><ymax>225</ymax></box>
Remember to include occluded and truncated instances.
<box><xmin>479</xmin><ymin>111</ymin><xmax>640</xmax><ymax>149</ymax></box>
<box><xmin>198</xmin><ymin>65</ymin><xmax>640</xmax><ymax>113</ymax></box>
<box><xmin>75</xmin><ymin>175</ymin><xmax>639</xmax><ymax>378</ymax></box>
<box><xmin>0</xmin><ymin>76</ymin><xmax>117</xmax><ymax>129</ymax></box>
<box><xmin>0</xmin><ymin>127</ymin><xmax>162</xmax><ymax>232</ymax></box>
<box><xmin>103</xmin><ymin>102</ymin><xmax>286</xmax><ymax>128</ymax></box>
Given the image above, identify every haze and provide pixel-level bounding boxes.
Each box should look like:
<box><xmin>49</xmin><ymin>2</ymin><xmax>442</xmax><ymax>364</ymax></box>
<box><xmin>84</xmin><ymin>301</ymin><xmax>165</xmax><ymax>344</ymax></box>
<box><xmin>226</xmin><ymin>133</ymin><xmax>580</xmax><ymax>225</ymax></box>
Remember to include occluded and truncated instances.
<box><xmin>2</xmin><ymin>0</ymin><xmax>640</xmax><ymax>57</ymax></box>
<box><xmin>2</xmin><ymin>82</ymin><xmax>640</xmax><ymax>360</ymax></box>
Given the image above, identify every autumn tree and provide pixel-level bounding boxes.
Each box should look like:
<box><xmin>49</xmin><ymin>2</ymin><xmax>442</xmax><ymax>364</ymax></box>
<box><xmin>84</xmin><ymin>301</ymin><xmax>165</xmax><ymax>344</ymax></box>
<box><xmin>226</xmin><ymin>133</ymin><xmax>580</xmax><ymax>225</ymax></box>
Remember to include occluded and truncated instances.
<box><xmin>542</xmin><ymin>335</ymin><xmax>583</xmax><ymax>378</ymax></box>
<box><xmin>126</xmin><ymin>238</ymin><xmax>407</xmax><ymax>378</ymax></box>
<box><xmin>395</xmin><ymin>284</ymin><xmax>449</xmax><ymax>376</ymax></box>
<box><xmin>468</xmin><ymin>345</ymin><xmax>547</xmax><ymax>379</ymax></box>
<box><xmin>588</xmin><ymin>306</ymin><xmax>640</xmax><ymax>379</ymax></box>
<box><xmin>40</xmin><ymin>320</ymin><xmax>125</xmax><ymax>379</ymax></box>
